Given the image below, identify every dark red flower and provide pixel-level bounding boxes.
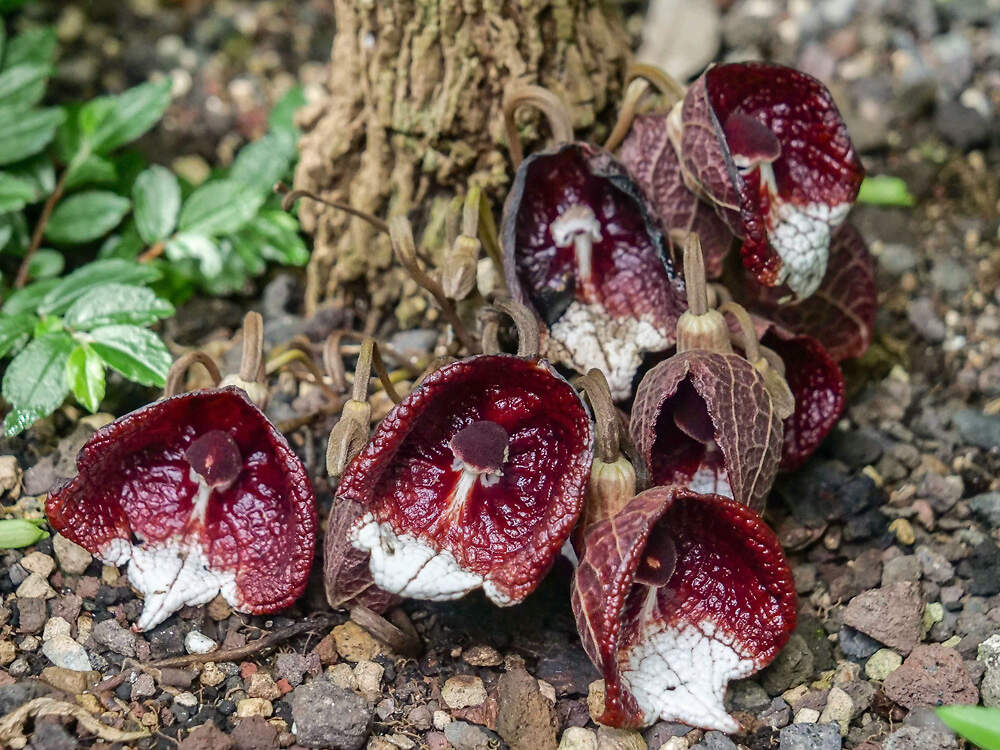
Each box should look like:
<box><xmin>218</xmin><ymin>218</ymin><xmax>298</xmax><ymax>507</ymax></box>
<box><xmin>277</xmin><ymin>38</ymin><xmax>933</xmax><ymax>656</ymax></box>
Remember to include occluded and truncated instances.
<box><xmin>630</xmin><ymin>350</ymin><xmax>783</xmax><ymax>512</ymax></box>
<box><xmin>502</xmin><ymin>142</ymin><xmax>686</xmax><ymax>399</ymax></box>
<box><xmin>618</xmin><ymin>113</ymin><xmax>734</xmax><ymax>279</ymax></box>
<box><xmin>572</xmin><ymin>487</ymin><xmax>797</xmax><ymax>731</ymax></box>
<box><xmin>46</xmin><ymin>387</ymin><xmax>316</xmax><ymax>630</ymax></box>
<box><xmin>757</xmin><ymin>322</ymin><xmax>845</xmax><ymax>471</ymax></box>
<box><xmin>738</xmin><ymin>222</ymin><xmax>876</xmax><ymax>362</ymax></box>
<box><xmin>339</xmin><ymin>354</ymin><xmax>593</xmax><ymax>606</ymax></box>
<box><xmin>676</xmin><ymin>63</ymin><xmax>864</xmax><ymax>298</ymax></box>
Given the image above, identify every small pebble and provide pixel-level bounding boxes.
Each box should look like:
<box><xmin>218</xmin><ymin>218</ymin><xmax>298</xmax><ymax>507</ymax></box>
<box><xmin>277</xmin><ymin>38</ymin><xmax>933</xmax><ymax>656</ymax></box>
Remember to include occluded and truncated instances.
<box><xmin>865</xmin><ymin>649</ymin><xmax>903</xmax><ymax>680</ymax></box>
<box><xmin>441</xmin><ymin>674</ymin><xmax>487</xmax><ymax>709</ymax></box>
<box><xmin>235</xmin><ymin>697</ymin><xmax>274</xmax><ymax>718</ymax></box>
<box><xmin>184</xmin><ymin>630</ymin><xmax>217</xmax><ymax>654</ymax></box>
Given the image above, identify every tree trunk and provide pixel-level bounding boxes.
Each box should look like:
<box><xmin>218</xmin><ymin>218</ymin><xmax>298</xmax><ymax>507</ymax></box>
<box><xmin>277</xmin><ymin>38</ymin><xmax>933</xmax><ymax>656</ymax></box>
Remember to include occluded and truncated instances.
<box><xmin>294</xmin><ymin>0</ymin><xmax>632</xmax><ymax>317</ymax></box>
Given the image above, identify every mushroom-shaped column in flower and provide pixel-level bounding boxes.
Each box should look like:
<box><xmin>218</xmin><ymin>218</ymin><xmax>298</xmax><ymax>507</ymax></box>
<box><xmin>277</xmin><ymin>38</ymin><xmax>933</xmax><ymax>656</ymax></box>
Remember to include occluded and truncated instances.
<box><xmin>571</xmin><ymin>487</ymin><xmax>797</xmax><ymax>731</ymax></box>
<box><xmin>45</xmin><ymin>387</ymin><xmax>316</xmax><ymax>631</ymax></box>
<box><xmin>343</xmin><ymin>354</ymin><xmax>593</xmax><ymax>606</ymax></box>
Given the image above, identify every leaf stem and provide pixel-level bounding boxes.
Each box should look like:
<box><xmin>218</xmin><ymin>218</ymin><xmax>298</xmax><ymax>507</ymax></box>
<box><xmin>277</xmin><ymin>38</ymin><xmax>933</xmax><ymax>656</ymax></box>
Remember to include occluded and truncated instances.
<box><xmin>15</xmin><ymin>170</ymin><xmax>67</xmax><ymax>289</ymax></box>
<box><xmin>137</xmin><ymin>241</ymin><xmax>165</xmax><ymax>263</ymax></box>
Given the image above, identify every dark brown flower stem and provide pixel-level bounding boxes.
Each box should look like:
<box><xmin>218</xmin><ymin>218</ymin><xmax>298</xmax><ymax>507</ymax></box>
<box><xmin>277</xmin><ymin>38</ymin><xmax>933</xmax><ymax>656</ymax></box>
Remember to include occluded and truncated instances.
<box><xmin>352</xmin><ymin>338</ymin><xmax>401</xmax><ymax>404</ymax></box>
<box><xmin>604</xmin><ymin>63</ymin><xmax>688</xmax><ymax>152</ymax></box>
<box><xmin>164</xmin><ymin>351</ymin><xmax>222</xmax><ymax>398</ymax></box>
<box><xmin>502</xmin><ymin>84</ymin><xmax>574</xmax><ymax>169</ymax></box>
<box><xmin>718</xmin><ymin>302</ymin><xmax>762</xmax><ymax>363</ymax></box>
<box><xmin>238</xmin><ymin>311</ymin><xmax>265</xmax><ymax>382</ymax></box>
<box><xmin>388</xmin><ymin>216</ymin><xmax>477</xmax><ymax>354</ymax></box>
<box><xmin>576</xmin><ymin>368</ymin><xmax>621</xmax><ymax>463</ymax></box>
<box><xmin>488</xmin><ymin>297</ymin><xmax>540</xmax><ymax>359</ymax></box>
<box><xmin>14</xmin><ymin>170</ymin><xmax>67</xmax><ymax>289</ymax></box>
<box><xmin>275</xmin><ymin>182</ymin><xmax>389</xmax><ymax>234</ymax></box>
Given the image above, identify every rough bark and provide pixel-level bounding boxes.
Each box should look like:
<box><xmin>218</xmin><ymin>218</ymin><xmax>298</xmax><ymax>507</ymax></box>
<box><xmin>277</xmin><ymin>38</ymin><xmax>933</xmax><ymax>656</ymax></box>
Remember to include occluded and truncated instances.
<box><xmin>295</xmin><ymin>0</ymin><xmax>632</xmax><ymax>316</ymax></box>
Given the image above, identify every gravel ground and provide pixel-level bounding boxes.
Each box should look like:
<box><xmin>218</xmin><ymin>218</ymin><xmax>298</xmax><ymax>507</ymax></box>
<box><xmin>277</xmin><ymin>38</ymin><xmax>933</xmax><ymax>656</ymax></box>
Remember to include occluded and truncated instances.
<box><xmin>1</xmin><ymin>0</ymin><xmax>999</xmax><ymax>749</ymax></box>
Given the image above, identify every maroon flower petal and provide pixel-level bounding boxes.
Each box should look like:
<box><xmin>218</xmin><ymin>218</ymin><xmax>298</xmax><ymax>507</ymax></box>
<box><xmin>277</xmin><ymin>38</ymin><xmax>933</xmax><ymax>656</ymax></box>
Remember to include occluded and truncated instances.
<box><xmin>46</xmin><ymin>387</ymin><xmax>316</xmax><ymax>630</ymax></box>
<box><xmin>340</xmin><ymin>355</ymin><xmax>593</xmax><ymax>606</ymax></box>
<box><xmin>739</xmin><ymin>223</ymin><xmax>876</xmax><ymax>361</ymax></box>
<box><xmin>324</xmin><ymin>497</ymin><xmax>399</xmax><ymax>613</ymax></box>
<box><xmin>571</xmin><ymin>487</ymin><xmax>797</xmax><ymax>730</ymax></box>
<box><xmin>618</xmin><ymin>114</ymin><xmax>735</xmax><ymax>278</ymax></box>
<box><xmin>760</xmin><ymin>324</ymin><xmax>845</xmax><ymax>471</ymax></box>
<box><xmin>630</xmin><ymin>351</ymin><xmax>782</xmax><ymax>511</ymax></box>
<box><xmin>502</xmin><ymin>142</ymin><xmax>686</xmax><ymax>399</ymax></box>
<box><xmin>677</xmin><ymin>63</ymin><xmax>864</xmax><ymax>298</ymax></box>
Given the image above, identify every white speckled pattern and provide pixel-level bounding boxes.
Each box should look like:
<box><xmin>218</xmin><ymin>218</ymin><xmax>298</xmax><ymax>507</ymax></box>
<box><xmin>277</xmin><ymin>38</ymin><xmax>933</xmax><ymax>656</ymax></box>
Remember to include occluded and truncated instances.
<box><xmin>618</xmin><ymin>591</ymin><xmax>755</xmax><ymax>732</ymax></box>
<box><xmin>758</xmin><ymin>163</ymin><xmax>850</xmax><ymax>298</ymax></box>
<box><xmin>351</xmin><ymin>515</ymin><xmax>486</xmax><ymax>602</ymax></box>
<box><xmin>548</xmin><ymin>300</ymin><xmax>671</xmax><ymax>400</ymax></box>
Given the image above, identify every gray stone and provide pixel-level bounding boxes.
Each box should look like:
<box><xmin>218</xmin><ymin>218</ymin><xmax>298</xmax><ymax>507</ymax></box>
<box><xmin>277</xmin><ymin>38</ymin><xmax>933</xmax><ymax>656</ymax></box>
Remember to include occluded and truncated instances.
<box><xmin>91</xmin><ymin>618</ymin><xmax>137</xmax><ymax>658</ymax></box>
<box><xmin>289</xmin><ymin>680</ymin><xmax>373</xmax><ymax>750</ymax></box>
<box><xmin>695</xmin><ymin>730</ymin><xmax>738</xmax><ymax>750</ymax></box>
<box><xmin>878</xmin><ymin>244</ymin><xmax>918</xmax><ymax>275</ymax></box>
<box><xmin>637</xmin><ymin>0</ymin><xmax>720</xmax><ymax>81</ymax></box>
<box><xmin>907</xmin><ymin>298</ymin><xmax>946</xmax><ymax>342</ymax></box>
<box><xmin>970</xmin><ymin>492</ymin><xmax>1000</xmax><ymax>529</ymax></box>
<box><xmin>929</xmin><ymin>256</ymin><xmax>972</xmax><ymax>292</ymax></box>
<box><xmin>935</xmin><ymin>99</ymin><xmax>992</xmax><ymax>150</ymax></box>
<box><xmin>0</xmin><ymin>681</ymin><xmax>52</xmax><ymax>715</ymax></box>
<box><xmin>761</xmin><ymin>634</ymin><xmax>815</xmax><ymax>696</ymax></box>
<box><xmin>726</xmin><ymin>680</ymin><xmax>770</xmax><ymax>712</ymax></box>
<box><xmin>275</xmin><ymin>652</ymin><xmax>309</xmax><ymax>687</ymax></box>
<box><xmin>882</xmin><ymin>726</ymin><xmax>958</xmax><ymax>750</ymax></box>
<box><xmin>916</xmin><ymin>546</ymin><xmax>955</xmax><ymax>583</ymax></box>
<box><xmin>981</xmin><ymin>666</ymin><xmax>1000</xmax><ymax>708</ymax></box>
<box><xmin>779</xmin><ymin>722</ymin><xmax>841</xmax><ymax>749</ymax></box>
<box><xmin>444</xmin><ymin>720</ymin><xmax>504</xmax><ymax>750</ymax></box>
<box><xmin>953</xmin><ymin>410</ymin><xmax>1000</xmax><ymax>450</ymax></box>
<box><xmin>41</xmin><ymin>635</ymin><xmax>92</xmax><ymax>672</ymax></box>
<box><xmin>838</xmin><ymin>627</ymin><xmax>881</xmax><ymax>661</ymax></box>
<box><xmin>882</xmin><ymin>555</ymin><xmax>921</xmax><ymax>587</ymax></box>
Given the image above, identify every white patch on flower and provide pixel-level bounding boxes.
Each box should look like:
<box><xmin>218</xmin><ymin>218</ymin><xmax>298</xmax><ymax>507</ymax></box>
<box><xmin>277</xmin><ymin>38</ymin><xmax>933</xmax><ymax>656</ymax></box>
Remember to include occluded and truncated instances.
<box><xmin>757</xmin><ymin>163</ymin><xmax>850</xmax><ymax>298</ymax></box>
<box><xmin>688</xmin><ymin>464</ymin><xmax>733</xmax><ymax>499</ymax></box>
<box><xmin>547</xmin><ymin>301</ymin><xmax>670</xmax><ymax>400</ymax></box>
<box><xmin>97</xmin><ymin>471</ymin><xmax>243</xmax><ymax>632</ymax></box>
<box><xmin>619</xmin><ymin>589</ymin><xmax>755</xmax><ymax>732</ymax></box>
<box><xmin>351</xmin><ymin>515</ymin><xmax>486</xmax><ymax>602</ymax></box>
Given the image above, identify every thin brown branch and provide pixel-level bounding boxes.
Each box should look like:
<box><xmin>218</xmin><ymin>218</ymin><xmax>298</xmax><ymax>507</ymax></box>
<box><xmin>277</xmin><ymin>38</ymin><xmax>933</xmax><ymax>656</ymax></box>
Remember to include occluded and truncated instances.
<box><xmin>15</xmin><ymin>170</ymin><xmax>67</xmax><ymax>288</ymax></box>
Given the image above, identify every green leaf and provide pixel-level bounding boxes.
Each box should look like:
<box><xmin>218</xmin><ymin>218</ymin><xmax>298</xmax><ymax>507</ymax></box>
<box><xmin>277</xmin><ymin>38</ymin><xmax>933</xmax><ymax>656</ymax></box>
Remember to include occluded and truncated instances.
<box><xmin>0</xmin><ymin>210</ymin><xmax>27</xmax><ymax>254</ymax></box>
<box><xmin>0</xmin><ymin>171</ymin><xmax>35</xmax><ymax>212</ymax></box>
<box><xmin>0</xmin><ymin>107</ymin><xmax>64</xmax><ymax>166</ymax></box>
<box><xmin>64</xmin><ymin>153</ymin><xmax>116</xmax><ymax>190</ymax></box>
<box><xmin>26</xmin><ymin>248</ymin><xmax>63</xmax><ymax>280</ymax></box>
<box><xmin>0</xmin><ymin>19</ymin><xmax>5</xmax><ymax>62</ymax></box>
<box><xmin>936</xmin><ymin>706</ymin><xmax>1000</xmax><ymax>750</ymax></box>
<box><xmin>177</xmin><ymin>179</ymin><xmax>264</xmax><ymax>237</ymax></box>
<box><xmin>80</xmin><ymin>79</ymin><xmax>172</xmax><ymax>156</ymax></box>
<box><xmin>132</xmin><ymin>165</ymin><xmax>180</xmax><ymax>244</ymax></box>
<box><xmin>857</xmin><ymin>175</ymin><xmax>916</xmax><ymax>207</ymax></box>
<box><xmin>268</xmin><ymin>85</ymin><xmax>306</xmax><ymax>135</ymax></box>
<box><xmin>1</xmin><ymin>278</ymin><xmax>58</xmax><ymax>315</ymax></box>
<box><xmin>5</xmin><ymin>153</ymin><xmax>55</xmax><ymax>202</ymax></box>
<box><xmin>44</xmin><ymin>190</ymin><xmax>131</xmax><ymax>244</ymax></box>
<box><xmin>0</xmin><ymin>63</ymin><xmax>49</xmax><ymax>111</ymax></box>
<box><xmin>236</xmin><ymin>210</ymin><xmax>309</xmax><ymax>267</ymax></box>
<box><xmin>37</xmin><ymin>258</ymin><xmax>161</xmax><ymax>315</ymax></box>
<box><xmin>0</xmin><ymin>519</ymin><xmax>50</xmax><ymax>550</ymax></box>
<box><xmin>165</xmin><ymin>233</ymin><xmax>223</xmax><ymax>277</ymax></box>
<box><xmin>1</xmin><ymin>330</ymin><xmax>73</xmax><ymax>435</ymax></box>
<box><xmin>64</xmin><ymin>283</ymin><xmax>173</xmax><ymax>329</ymax></box>
<box><xmin>4</xmin><ymin>27</ymin><xmax>56</xmax><ymax>68</ymax></box>
<box><xmin>97</xmin><ymin>220</ymin><xmax>144</xmax><ymax>260</ymax></box>
<box><xmin>65</xmin><ymin>343</ymin><xmax>105</xmax><ymax>413</ymax></box>
<box><xmin>0</xmin><ymin>311</ymin><xmax>37</xmax><ymax>358</ymax></box>
<box><xmin>229</xmin><ymin>131</ymin><xmax>295</xmax><ymax>196</ymax></box>
<box><xmin>88</xmin><ymin>324</ymin><xmax>171</xmax><ymax>387</ymax></box>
